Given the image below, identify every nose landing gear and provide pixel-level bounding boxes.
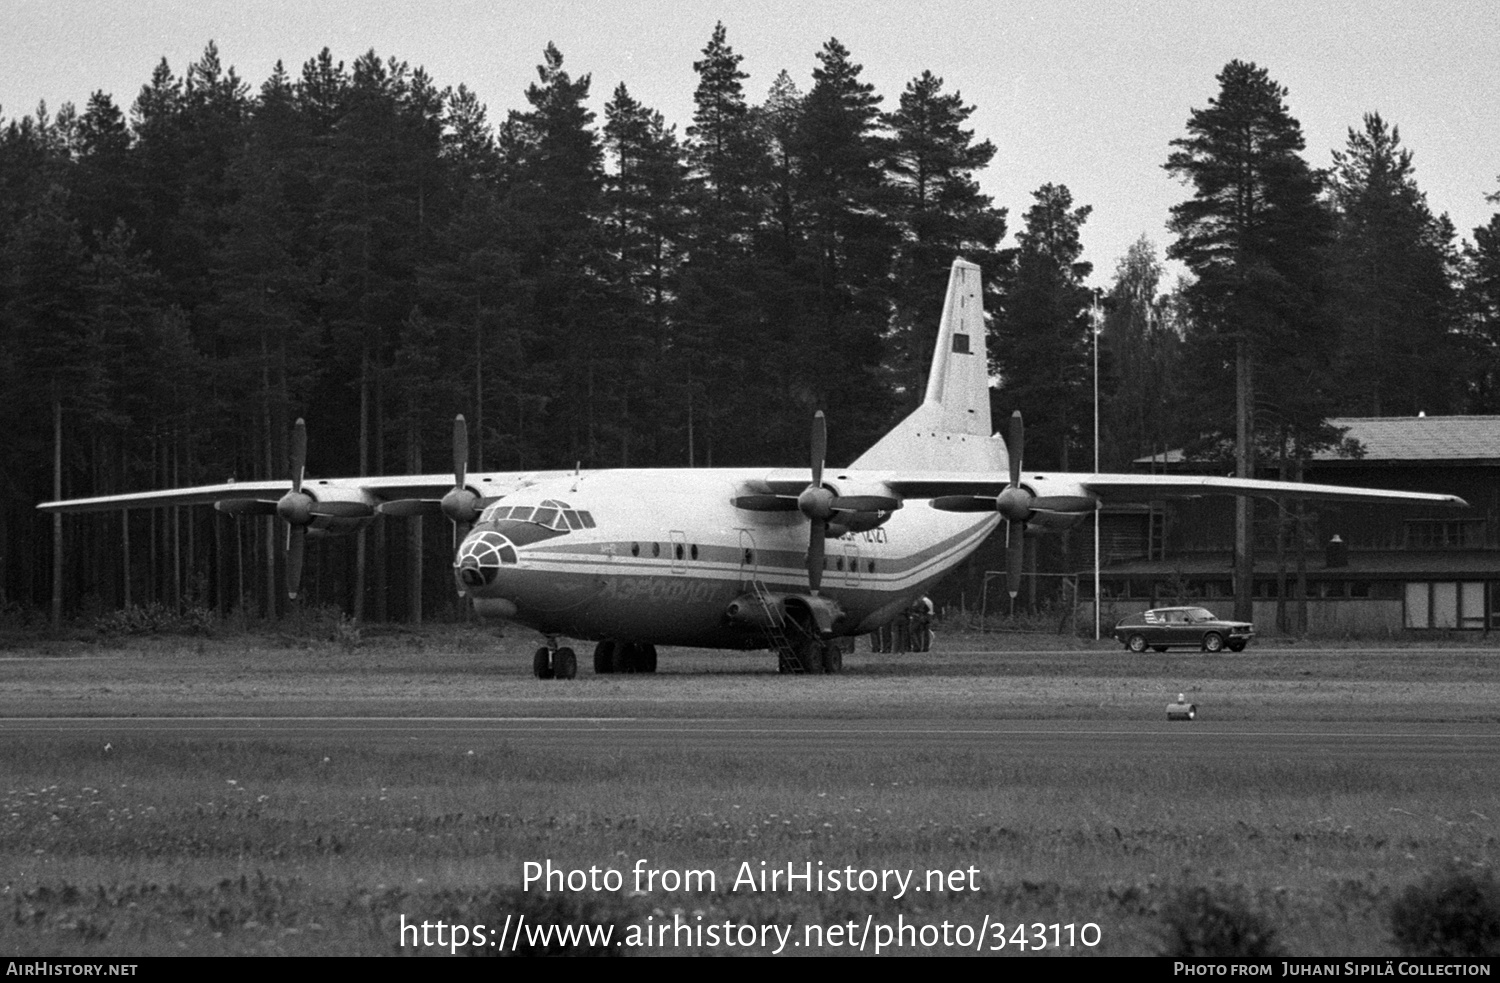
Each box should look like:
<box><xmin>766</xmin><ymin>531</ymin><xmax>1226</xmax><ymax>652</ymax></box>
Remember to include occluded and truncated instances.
<box><xmin>533</xmin><ymin>639</ymin><xmax>578</xmax><ymax>680</ymax></box>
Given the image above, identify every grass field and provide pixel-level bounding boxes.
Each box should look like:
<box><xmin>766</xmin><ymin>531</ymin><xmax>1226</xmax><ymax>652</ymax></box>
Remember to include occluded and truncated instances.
<box><xmin>1</xmin><ymin>624</ymin><xmax>1497</xmax><ymax>957</ymax></box>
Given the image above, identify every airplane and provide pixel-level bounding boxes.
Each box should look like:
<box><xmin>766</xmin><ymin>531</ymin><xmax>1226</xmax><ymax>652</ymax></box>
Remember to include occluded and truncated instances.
<box><xmin>39</xmin><ymin>259</ymin><xmax>1468</xmax><ymax>678</ymax></box>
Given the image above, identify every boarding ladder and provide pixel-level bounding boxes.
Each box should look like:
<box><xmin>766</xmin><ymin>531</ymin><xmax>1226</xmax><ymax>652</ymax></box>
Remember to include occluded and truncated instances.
<box><xmin>751</xmin><ymin>579</ymin><xmax>807</xmax><ymax>673</ymax></box>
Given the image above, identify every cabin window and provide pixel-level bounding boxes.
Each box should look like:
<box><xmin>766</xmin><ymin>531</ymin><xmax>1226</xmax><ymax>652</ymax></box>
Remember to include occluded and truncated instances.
<box><xmin>652</xmin><ymin>542</ymin><xmax>661</xmax><ymax>558</ymax></box>
<box><xmin>690</xmin><ymin>544</ymin><xmax>699</xmax><ymax>560</ymax></box>
<box><xmin>631</xmin><ymin>543</ymin><xmax>640</xmax><ymax>557</ymax></box>
<box><xmin>674</xmin><ymin>543</ymin><xmax>684</xmax><ymax>560</ymax></box>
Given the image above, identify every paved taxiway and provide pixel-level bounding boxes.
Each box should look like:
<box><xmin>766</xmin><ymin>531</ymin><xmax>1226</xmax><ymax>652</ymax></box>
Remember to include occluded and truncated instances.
<box><xmin>1</xmin><ymin>716</ymin><xmax>1495</xmax><ymax>767</ymax></box>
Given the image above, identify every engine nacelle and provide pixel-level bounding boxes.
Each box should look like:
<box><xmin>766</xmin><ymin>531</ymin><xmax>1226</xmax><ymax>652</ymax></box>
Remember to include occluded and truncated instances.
<box><xmin>302</xmin><ymin>481</ymin><xmax>378</xmax><ymax>537</ymax></box>
<box><xmin>726</xmin><ymin>592</ymin><xmax>845</xmax><ymax>637</ymax></box>
<box><xmin>826</xmin><ymin>479</ymin><xmax>900</xmax><ymax>534</ymax></box>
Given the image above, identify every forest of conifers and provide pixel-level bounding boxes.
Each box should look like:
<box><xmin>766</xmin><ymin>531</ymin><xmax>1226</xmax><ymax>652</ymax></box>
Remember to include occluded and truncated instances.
<box><xmin>2</xmin><ymin>26</ymin><xmax>1497</xmax><ymax>621</ymax></box>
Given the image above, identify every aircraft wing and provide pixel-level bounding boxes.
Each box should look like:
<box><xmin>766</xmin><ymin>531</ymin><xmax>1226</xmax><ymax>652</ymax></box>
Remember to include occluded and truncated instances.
<box><xmin>36</xmin><ymin>471</ymin><xmax>574</xmax><ymax>514</ymax></box>
<box><xmin>1074</xmin><ymin>473</ymin><xmax>1468</xmax><ymax>507</ymax></box>
<box><xmin>858</xmin><ymin>471</ymin><xmax>1469</xmax><ymax>509</ymax></box>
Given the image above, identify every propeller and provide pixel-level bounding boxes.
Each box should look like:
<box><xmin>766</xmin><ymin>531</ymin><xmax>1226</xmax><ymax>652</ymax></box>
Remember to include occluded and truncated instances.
<box><xmin>998</xmin><ymin>410</ymin><xmax>1027</xmax><ymax>601</ymax></box>
<box><xmin>215</xmin><ymin>418</ymin><xmax>375</xmax><ymax>601</ymax></box>
<box><xmin>276</xmin><ymin>418</ymin><xmax>312</xmax><ymax>600</ymax></box>
<box><xmin>378</xmin><ymin>415</ymin><xmax>483</xmax><ymax>551</ymax></box>
<box><xmin>798</xmin><ymin>412</ymin><xmax>835</xmax><ymax>594</ymax></box>
<box><xmin>735</xmin><ymin>411</ymin><xmax>901</xmax><ymax>594</ymax></box>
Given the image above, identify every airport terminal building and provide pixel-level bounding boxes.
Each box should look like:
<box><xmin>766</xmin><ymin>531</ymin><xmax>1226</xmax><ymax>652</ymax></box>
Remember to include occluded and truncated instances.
<box><xmin>1085</xmin><ymin>416</ymin><xmax>1500</xmax><ymax>633</ymax></box>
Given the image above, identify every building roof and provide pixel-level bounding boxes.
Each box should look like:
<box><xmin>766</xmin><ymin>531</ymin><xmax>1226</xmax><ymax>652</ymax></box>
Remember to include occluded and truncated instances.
<box><xmin>1316</xmin><ymin>416</ymin><xmax>1500</xmax><ymax>462</ymax></box>
<box><xmin>1095</xmin><ymin>551</ymin><xmax>1500</xmax><ymax>579</ymax></box>
<box><xmin>1135</xmin><ymin>416</ymin><xmax>1500</xmax><ymax>466</ymax></box>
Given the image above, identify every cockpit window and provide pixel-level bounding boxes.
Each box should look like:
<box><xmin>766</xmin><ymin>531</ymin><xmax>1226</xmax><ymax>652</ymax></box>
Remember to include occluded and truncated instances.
<box><xmin>479</xmin><ymin>500</ymin><xmax>595</xmax><ymax>531</ymax></box>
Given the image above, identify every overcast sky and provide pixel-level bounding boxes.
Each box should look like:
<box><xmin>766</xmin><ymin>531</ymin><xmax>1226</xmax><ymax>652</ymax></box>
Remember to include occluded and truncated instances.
<box><xmin>5</xmin><ymin>0</ymin><xmax>1498</xmax><ymax>289</ymax></box>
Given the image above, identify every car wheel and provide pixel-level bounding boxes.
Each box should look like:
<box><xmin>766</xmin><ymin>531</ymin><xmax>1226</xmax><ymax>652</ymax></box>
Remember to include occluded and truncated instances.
<box><xmin>1202</xmin><ymin>632</ymin><xmax>1224</xmax><ymax>653</ymax></box>
<box><xmin>1126</xmin><ymin>633</ymin><xmax>1148</xmax><ymax>653</ymax></box>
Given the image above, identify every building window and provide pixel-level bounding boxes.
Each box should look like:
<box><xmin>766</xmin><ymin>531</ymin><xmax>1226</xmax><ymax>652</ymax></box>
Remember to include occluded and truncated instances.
<box><xmin>1405</xmin><ymin>581</ymin><xmax>1491</xmax><ymax>629</ymax></box>
<box><xmin>1404</xmin><ymin>519</ymin><xmax>1487</xmax><ymax>549</ymax></box>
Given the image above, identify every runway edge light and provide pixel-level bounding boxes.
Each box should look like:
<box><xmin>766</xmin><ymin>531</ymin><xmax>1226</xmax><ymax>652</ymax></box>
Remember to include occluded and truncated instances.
<box><xmin>1167</xmin><ymin>692</ymin><xmax>1196</xmax><ymax>721</ymax></box>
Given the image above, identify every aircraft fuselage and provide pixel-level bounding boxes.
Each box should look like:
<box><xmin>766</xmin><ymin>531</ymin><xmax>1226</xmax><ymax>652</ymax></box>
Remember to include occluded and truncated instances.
<box><xmin>455</xmin><ymin>468</ymin><xmax>997</xmax><ymax>648</ymax></box>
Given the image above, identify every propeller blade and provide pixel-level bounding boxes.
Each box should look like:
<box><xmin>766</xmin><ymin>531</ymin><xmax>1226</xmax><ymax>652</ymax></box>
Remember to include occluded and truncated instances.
<box><xmin>453</xmin><ymin>414</ymin><xmax>468</xmax><ymax>488</ymax></box>
<box><xmin>377</xmin><ymin>499</ymin><xmax>442</xmax><ymax>517</ymax></box>
<box><xmin>290</xmin><ymin>418</ymin><xmax>307</xmax><ymax>494</ymax></box>
<box><xmin>807</xmin><ymin>521</ymin><xmax>825</xmax><ymax>594</ymax></box>
<box><xmin>287</xmin><ymin>524</ymin><xmax>306</xmax><ymax>600</ymax></box>
<box><xmin>214</xmin><ymin>498</ymin><xmax>278</xmax><ymax>516</ymax></box>
<box><xmin>1006</xmin><ymin>520</ymin><xmax>1023</xmax><ymax>600</ymax></box>
<box><xmin>810</xmin><ymin>410</ymin><xmax>826</xmax><ymax>489</ymax></box>
<box><xmin>732</xmin><ymin>495</ymin><xmax>799</xmax><ymax>512</ymax></box>
<box><xmin>453</xmin><ymin>520</ymin><xmax>471</xmax><ymax>554</ymax></box>
<box><xmin>1007</xmin><ymin>410</ymin><xmax>1023</xmax><ymax>489</ymax></box>
<box><xmin>829</xmin><ymin>495</ymin><xmax>901</xmax><ymax>513</ymax></box>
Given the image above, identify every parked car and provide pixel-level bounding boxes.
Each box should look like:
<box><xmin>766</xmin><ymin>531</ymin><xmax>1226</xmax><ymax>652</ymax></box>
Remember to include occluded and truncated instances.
<box><xmin>1112</xmin><ymin>606</ymin><xmax>1255</xmax><ymax>653</ymax></box>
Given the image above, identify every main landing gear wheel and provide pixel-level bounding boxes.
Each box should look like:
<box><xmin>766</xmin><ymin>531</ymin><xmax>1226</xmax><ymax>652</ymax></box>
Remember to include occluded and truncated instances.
<box><xmin>599</xmin><ymin>641</ymin><xmax>658</xmax><ymax>674</ymax></box>
<box><xmin>532</xmin><ymin>646</ymin><xmax>554</xmax><ymax>679</ymax></box>
<box><xmin>553</xmin><ymin>647</ymin><xmax>578</xmax><ymax>679</ymax></box>
<box><xmin>796</xmin><ymin>640</ymin><xmax>824</xmax><ymax>675</ymax></box>
<box><xmin>823</xmin><ymin>643</ymin><xmax>843</xmax><ymax>674</ymax></box>
<box><xmin>1126</xmin><ymin>633</ymin><xmax>1148</xmax><ymax>653</ymax></box>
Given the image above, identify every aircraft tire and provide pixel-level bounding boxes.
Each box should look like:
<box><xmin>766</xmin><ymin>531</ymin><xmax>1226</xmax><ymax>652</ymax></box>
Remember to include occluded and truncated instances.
<box><xmin>532</xmin><ymin>647</ymin><xmax>554</xmax><ymax>680</ymax></box>
<box><xmin>797</xmin><ymin>640</ymin><xmax>824</xmax><ymax>675</ymax></box>
<box><xmin>594</xmin><ymin>641</ymin><xmax>616</xmax><ymax>674</ymax></box>
<box><xmin>823</xmin><ymin>643</ymin><xmax>842</xmax><ymax>674</ymax></box>
<box><xmin>554</xmin><ymin>647</ymin><xmax>578</xmax><ymax>679</ymax></box>
<box><xmin>638</xmin><ymin>644</ymin><xmax>658</xmax><ymax>673</ymax></box>
<box><xmin>611</xmin><ymin>642</ymin><xmax>635</xmax><ymax>674</ymax></box>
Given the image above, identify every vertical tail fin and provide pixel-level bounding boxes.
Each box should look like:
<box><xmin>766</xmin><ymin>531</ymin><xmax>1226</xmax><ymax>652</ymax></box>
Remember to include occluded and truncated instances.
<box><xmin>851</xmin><ymin>259</ymin><xmax>1006</xmax><ymax>473</ymax></box>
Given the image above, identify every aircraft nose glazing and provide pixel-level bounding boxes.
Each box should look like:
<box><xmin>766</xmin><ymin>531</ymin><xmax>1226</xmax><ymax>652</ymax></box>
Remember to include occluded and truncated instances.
<box><xmin>454</xmin><ymin>531</ymin><xmax>518</xmax><ymax>590</ymax></box>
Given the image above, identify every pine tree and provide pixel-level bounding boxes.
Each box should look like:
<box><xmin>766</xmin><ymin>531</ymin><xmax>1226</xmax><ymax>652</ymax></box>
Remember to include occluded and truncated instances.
<box><xmin>884</xmin><ymin>70</ymin><xmax>1007</xmax><ymax>411</ymax></box>
<box><xmin>1165</xmin><ymin>60</ymin><xmax>1335</xmax><ymax>622</ymax></box>
<box><xmin>498</xmin><ymin>43</ymin><xmax>608</xmax><ymax>467</ymax></box>
<box><xmin>1097</xmin><ymin>237</ymin><xmax>1185</xmax><ymax>470</ymax></box>
<box><xmin>991</xmin><ymin>183</ymin><xmax>1093</xmax><ymax>470</ymax></box>
<box><xmin>1329</xmin><ymin>113</ymin><xmax>1459</xmax><ymax>415</ymax></box>
<box><xmin>787</xmin><ymin>38</ymin><xmax>898</xmax><ymax>460</ymax></box>
<box><xmin>602</xmin><ymin>82</ymin><xmax>687</xmax><ymax>465</ymax></box>
<box><xmin>1460</xmin><ymin>180</ymin><xmax>1500</xmax><ymax>410</ymax></box>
